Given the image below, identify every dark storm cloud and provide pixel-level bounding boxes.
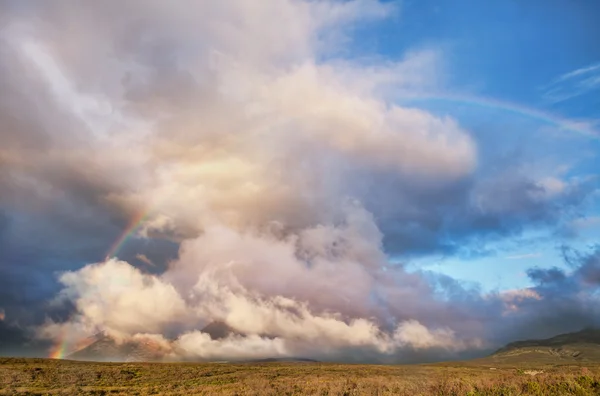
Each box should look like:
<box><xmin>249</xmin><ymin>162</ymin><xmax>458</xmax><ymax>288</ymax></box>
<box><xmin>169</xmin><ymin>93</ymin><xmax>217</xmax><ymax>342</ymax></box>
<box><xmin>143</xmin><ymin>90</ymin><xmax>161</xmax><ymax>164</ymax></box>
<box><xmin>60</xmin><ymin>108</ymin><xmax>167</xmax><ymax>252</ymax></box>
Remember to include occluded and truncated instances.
<box><xmin>527</xmin><ymin>266</ymin><xmax>567</xmax><ymax>285</ymax></box>
<box><xmin>375</xmin><ymin>165</ymin><xmax>596</xmax><ymax>257</ymax></box>
<box><xmin>488</xmin><ymin>246</ymin><xmax>600</xmax><ymax>342</ymax></box>
<box><xmin>573</xmin><ymin>247</ymin><xmax>600</xmax><ymax>285</ymax></box>
<box><xmin>0</xmin><ymin>0</ymin><xmax>182</xmax><ymax>345</ymax></box>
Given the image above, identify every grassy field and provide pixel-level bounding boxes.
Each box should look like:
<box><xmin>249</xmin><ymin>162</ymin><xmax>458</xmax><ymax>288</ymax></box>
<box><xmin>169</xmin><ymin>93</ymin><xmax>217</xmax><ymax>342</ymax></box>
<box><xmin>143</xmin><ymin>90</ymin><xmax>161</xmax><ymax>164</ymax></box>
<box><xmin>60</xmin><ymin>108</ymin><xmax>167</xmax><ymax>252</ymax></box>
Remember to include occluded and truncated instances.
<box><xmin>2</xmin><ymin>357</ymin><xmax>600</xmax><ymax>395</ymax></box>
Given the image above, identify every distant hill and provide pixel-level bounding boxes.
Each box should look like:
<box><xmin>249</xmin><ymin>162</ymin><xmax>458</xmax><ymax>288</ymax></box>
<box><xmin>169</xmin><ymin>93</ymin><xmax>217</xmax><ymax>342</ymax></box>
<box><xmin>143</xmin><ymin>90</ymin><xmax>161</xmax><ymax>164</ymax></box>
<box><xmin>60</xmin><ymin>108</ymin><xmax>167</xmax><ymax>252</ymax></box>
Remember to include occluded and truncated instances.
<box><xmin>487</xmin><ymin>328</ymin><xmax>600</xmax><ymax>364</ymax></box>
<box><xmin>65</xmin><ymin>322</ymin><xmax>317</xmax><ymax>363</ymax></box>
<box><xmin>66</xmin><ymin>322</ymin><xmax>235</xmax><ymax>362</ymax></box>
<box><xmin>66</xmin><ymin>322</ymin><xmax>237</xmax><ymax>362</ymax></box>
<box><xmin>67</xmin><ymin>333</ymin><xmax>168</xmax><ymax>362</ymax></box>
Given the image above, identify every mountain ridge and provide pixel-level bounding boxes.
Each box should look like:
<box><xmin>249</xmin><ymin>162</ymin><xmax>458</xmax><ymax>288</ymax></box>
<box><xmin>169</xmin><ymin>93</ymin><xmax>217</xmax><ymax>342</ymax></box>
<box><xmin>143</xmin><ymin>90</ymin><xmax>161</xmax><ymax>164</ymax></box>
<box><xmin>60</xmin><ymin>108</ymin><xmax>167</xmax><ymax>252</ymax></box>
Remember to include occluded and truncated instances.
<box><xmin>65</xmin><ymin>326</ymin><xmax>600</xmax><ymax>364</ymax></box>
<box><xmin>488</xmin><ymin>328</ymin><xmax>600</xmax><ymax>363</ymax></box>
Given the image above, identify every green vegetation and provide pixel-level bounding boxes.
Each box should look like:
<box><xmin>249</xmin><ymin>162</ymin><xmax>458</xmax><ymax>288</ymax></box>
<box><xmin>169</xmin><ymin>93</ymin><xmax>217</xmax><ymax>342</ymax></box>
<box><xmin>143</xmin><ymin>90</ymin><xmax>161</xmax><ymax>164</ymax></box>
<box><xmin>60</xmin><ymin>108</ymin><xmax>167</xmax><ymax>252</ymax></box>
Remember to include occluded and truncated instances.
<box><xmin>2</xmin><ymin>358</ymin><xmax>600</xmax><ymax>395</ymax></box>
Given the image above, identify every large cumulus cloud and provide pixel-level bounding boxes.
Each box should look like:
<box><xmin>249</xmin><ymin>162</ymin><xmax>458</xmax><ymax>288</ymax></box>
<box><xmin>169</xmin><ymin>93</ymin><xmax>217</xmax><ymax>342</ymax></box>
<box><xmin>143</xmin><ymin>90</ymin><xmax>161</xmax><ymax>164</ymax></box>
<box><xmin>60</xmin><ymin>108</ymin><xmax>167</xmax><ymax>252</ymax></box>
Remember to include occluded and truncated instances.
<box><xmin>40</xmin><ymin>213</ymin><xmax>486</xmax><ymax>362</ymax></box>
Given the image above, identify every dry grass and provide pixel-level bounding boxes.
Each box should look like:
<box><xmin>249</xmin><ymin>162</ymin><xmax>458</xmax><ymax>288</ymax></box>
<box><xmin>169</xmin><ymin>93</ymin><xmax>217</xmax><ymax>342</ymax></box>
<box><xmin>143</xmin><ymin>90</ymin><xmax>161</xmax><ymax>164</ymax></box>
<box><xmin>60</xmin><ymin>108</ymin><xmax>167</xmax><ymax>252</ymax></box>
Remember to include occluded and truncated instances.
<box><xmin>2</xmin><ymin>357</ymin><xmax>600</xmax><ymax>395</ymax></box>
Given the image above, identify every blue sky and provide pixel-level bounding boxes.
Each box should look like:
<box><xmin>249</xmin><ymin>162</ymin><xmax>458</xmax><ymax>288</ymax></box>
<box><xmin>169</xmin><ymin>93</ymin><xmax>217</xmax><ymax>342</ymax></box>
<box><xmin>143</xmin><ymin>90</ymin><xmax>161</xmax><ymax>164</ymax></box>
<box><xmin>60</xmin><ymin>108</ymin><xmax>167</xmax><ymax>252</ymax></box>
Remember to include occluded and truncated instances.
<box><xmin>370</xmin><ymin>1</ymin><xmax>600</xmax><ymax>105</ymax></box>
<box><xmin>356</xmin><ymin>0</ymin><xmax>600</xmax><ymax>291</ymax></box>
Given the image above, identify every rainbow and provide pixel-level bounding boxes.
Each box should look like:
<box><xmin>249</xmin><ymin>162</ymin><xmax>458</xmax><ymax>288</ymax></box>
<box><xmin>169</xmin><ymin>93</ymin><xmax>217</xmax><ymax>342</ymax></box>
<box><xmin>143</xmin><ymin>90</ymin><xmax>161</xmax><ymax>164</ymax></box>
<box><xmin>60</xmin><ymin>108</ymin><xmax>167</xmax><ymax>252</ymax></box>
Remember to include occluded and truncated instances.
<box><xmin>47</xmin><ymin>209</ymin><xmax>151</xmax><ymax>358</ymax></box>
<box><xmin>105</xmin><ymin>207</ymin><xmax>150</xmax><ymax>260</ymax></box>
<box><xmin>397</xmin><ymin>92</ymin><xmax>599</xmax><ymax>139</ymax></box>
<box><xmin>49</xmin><ymin>331</ymin><xmax>98</xmax><ymax>359</ymax></box>
<box><xmin>48</xmin><ymin>338</ymin><xmax>68</xmax><ymax>359</ymax></box>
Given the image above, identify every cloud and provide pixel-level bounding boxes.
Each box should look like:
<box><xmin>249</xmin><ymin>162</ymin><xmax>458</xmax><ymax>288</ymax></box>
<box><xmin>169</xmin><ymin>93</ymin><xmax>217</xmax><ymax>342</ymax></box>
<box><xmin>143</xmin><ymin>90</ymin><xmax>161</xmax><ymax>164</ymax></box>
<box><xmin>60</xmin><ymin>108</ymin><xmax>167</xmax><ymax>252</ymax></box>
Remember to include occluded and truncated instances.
<box><xmin>576</xmin><ymin>248</ymin><xmax>600</xmax><ymax>286</ymax></box>
<box><xmin>41</xmin><ymin>233</ymin><xmax>600</xmax><ymax>362</ymax></box>
<box><xmin>527</xmin><ymin>266</ymin><xmax>567</xmax><ymax>285</ymax></box>
<box><xmin>506</xmin><ymin>253</ymin><xmax>542</xmax><ymax>260</ymax></box>
<box><xmin>57</xmin><ymin>260</ymin><xmax>188</xmax><ymax>337</ymax></box>
<box><xmin>560</xmin><ymin>216</ymin><xmax>600</xmax><ymax>238</ymax></box>
<box><xmin>569</xmin><ymin>216</ymin><xmax>600</xmax><ymax>230</ymax></box>
<box><xmin>38</xmin><ymin>211</ymin><xmax>482</xmax><ymax>362</ymax></box>
<box><xmin>558</xmin><ymin>64</ymin><xmax>600</xmax><ymax>81</ymax></box>
<box><xmin>541</xmin><ymin>62</ymin><xmax>600</xmax><ymax>104</ymax></box>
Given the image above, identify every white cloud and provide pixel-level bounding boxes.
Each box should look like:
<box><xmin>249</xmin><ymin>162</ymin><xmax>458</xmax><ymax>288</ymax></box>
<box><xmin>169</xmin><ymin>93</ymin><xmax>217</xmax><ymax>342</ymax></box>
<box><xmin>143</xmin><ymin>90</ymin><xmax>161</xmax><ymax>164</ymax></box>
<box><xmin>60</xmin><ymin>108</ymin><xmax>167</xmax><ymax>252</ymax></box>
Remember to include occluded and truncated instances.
<box><xmin>537</xmin><ymin>177</ymin><xmax>567</xmax><ymax>198</ymax></box>
<box><xmin>541</xmin><ymin>62</ymin><xmax>600</xmax><ymax>104</ymax></box>
<box><xmin>0</xmin><ymin>0</ymin><xmax>476</xmax><ymax>243</ymax></box>
<box><xmin>174</xmin><ymin>332</ymin><xmax>289</xmax><ymax>361</ymax></box>
<box><xmin>497</xmin><ymin>289</ymin><xmax>542</xmax><ymax>314</ymax></box>
<box><xmin>55</xmin><ymin>259</ymin><xmax>188</xmax><ymax>339</ymax></box>
<box><xmin>505</xmin><ymin>253</ymin><xmax>542</xmax><ymax>260</ymax></box>
<box><xmin>393</xmin><ymin>320</ymin><xmax>477</xmax><ymax>350</ymax></box>
<box><xmin>555</xmin><ymin>63</ymin><xmax>600</xmax><ymax>81</ymax></box>
<box><xmin>40</xmin><ymin>211</ymin><xmax>481</xmax><ymax>361</ymax></box>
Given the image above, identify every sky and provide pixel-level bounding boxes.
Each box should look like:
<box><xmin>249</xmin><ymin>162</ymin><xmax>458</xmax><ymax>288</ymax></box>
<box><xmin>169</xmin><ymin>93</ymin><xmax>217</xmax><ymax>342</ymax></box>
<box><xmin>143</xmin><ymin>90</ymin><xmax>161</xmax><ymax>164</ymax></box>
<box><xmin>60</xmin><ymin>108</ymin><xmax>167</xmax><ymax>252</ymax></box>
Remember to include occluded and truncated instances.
<box><xmin>0</xmin><ymin>0</ymin><xmax>599</xmax><ymax>363</ymax></box>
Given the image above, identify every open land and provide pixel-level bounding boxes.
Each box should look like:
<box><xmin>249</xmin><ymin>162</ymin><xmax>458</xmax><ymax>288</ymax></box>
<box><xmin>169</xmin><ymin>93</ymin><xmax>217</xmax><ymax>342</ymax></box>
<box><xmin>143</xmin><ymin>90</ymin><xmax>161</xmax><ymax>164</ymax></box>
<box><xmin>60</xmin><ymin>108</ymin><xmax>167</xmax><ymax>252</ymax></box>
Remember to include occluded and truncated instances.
<box><xmin>2</xmin><ymin>357</ymin><xmax>600</xmax><ymax>395</ymax></box>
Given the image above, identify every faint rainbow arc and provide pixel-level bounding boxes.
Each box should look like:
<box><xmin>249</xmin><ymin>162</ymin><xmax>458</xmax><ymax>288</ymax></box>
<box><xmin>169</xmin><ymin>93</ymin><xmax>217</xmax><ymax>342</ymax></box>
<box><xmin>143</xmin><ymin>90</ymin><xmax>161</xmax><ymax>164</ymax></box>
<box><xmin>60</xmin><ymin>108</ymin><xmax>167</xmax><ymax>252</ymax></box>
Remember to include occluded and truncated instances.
<box><xmin>49</xmin><ymin>209</ymin><xmax>151</xmax><ymax>358</ymax></box>
<box><xmin>398</xmin><ymin>93</ymin><xmax>599</xmax><ymax>138</ymax></box>
<box><xmin>105</xmin><ymin>208</ymin><xmax>151</xmax><ymax>260</ymax></box>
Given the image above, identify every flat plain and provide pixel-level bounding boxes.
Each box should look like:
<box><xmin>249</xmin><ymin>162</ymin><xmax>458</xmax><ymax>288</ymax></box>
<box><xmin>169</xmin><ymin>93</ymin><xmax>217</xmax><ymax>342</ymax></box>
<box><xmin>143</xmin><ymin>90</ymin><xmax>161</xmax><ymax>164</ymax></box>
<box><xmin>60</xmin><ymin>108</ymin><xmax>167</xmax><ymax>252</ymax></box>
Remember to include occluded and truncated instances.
<box><xmin>2</xmin><ymin>357</ymin><xmax>600</xmax><ymax>395</ymax></box>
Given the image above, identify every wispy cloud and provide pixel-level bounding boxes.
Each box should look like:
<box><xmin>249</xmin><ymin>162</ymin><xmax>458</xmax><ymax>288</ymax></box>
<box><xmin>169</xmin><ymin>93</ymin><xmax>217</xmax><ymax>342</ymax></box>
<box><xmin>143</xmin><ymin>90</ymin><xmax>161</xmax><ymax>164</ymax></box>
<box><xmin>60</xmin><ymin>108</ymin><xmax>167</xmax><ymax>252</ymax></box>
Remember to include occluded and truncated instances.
<box><xmin>561</xmin><ymin>216</ymin><xmax>600</xmax><ymax>238</ymax></box>
<box><xmin>506</xmin><ymin>253</ymin><xmax>542</xmax><ymax>260</ymax></box>
<box><xmin>135</xmin><ymin>254</ymin><xmax>156</xmax><ymax>267</ymax></box>
<box><xmin>541</xmin><ymin>62</ymin><xmax>600</xmax><ymax>104</ymax></box>
<box><xmin>569</xmin><ymin>216</ymin><xmax>600</xmax><ymax>230</ymax></box>
<box><xmin>557</xmin><ymin>64</ymin><xmax>600</xmax><ymax>81</ymax></box>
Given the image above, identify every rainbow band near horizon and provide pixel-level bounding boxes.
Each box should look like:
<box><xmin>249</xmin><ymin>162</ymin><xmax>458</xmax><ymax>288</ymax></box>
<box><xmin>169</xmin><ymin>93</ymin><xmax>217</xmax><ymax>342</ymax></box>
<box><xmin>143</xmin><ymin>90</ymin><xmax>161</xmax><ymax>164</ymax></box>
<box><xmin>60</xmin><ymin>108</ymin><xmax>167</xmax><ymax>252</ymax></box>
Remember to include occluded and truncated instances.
<box><xmin>398</xmin><ymin>93</ymin><xmax>599</xmax><ymax>139</ymax></box>
<box><xmin>49</xmin><ymin>208</ymin><xmax>151</xmax><ymax>359</ymax></box>
<box><xmin>48</xmin><ymin>338</ymin><xmax>68</xmax><ymax>359</ymax></box>
<box><xmin>49</xmin><ymin>332</ymin><xmax>97</xmax><ymax>359</ymax></box>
